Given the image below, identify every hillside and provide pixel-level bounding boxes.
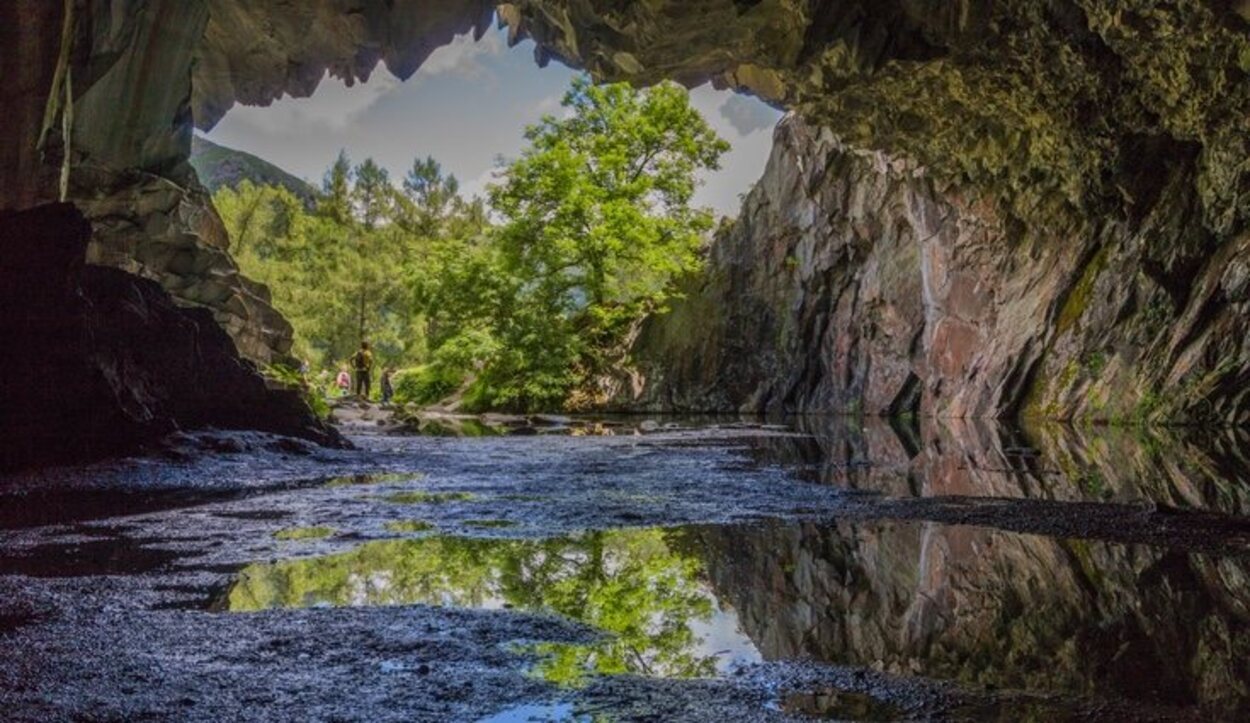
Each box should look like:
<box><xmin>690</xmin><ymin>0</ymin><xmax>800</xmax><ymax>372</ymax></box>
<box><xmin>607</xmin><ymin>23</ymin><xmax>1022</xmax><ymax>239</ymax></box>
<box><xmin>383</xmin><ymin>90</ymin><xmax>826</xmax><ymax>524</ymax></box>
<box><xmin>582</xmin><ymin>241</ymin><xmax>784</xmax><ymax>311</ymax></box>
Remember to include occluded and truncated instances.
<box><xmin>190</xmin><ymin>136</ymin><xmax>317</xmax><ymax>207</ymax></box>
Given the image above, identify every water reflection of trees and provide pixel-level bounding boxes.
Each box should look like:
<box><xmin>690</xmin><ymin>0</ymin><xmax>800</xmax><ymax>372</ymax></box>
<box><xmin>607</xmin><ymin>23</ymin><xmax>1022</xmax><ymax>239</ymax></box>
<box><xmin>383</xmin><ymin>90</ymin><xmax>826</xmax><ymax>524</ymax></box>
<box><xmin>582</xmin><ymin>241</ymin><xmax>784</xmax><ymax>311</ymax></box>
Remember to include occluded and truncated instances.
<box><xmin>226</xmin><ymin>529</ymin><xmax>719</xmax><ymax>683</ymax></box>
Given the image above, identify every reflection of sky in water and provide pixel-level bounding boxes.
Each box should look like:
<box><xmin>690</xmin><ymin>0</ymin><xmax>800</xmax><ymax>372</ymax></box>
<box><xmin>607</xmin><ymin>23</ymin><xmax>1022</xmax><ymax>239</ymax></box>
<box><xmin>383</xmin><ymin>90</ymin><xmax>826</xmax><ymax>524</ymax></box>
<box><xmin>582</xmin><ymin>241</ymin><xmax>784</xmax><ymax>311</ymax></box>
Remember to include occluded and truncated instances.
<box><xmin>688</xmin><ymin>607</ymin><xmax>761</xmax><ymax>672</ymax></box>
<box><xmin>224</xmin><ymin>528</ymin><xmax>761</xmax><ymax>681</ymax></box>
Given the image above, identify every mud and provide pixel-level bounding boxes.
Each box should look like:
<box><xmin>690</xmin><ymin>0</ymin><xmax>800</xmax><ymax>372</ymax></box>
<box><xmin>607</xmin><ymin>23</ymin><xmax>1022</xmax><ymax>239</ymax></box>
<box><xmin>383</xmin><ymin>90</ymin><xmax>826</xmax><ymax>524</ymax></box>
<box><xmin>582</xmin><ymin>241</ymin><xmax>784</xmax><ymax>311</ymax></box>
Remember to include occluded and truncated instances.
<box><xmin>0</xmin><ymin>419</ymin><xmax>1247</xmax><ymax>720</ymax></box>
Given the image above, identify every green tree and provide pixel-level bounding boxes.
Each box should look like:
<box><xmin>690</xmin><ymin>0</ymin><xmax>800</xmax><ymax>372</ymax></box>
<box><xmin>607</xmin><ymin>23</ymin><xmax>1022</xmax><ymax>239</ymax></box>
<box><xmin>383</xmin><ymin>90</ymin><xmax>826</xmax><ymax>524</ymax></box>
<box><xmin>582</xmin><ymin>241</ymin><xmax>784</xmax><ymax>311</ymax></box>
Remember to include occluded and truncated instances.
<box><xmin>319</xmin><ymin>149</ymin><xmax>354</xmax><ymax>224</ymax></box>
<box><xmin>464</xmin><ymin>76</ymin><xmax>729</xmax><ymax>410</ymax></box>
<box><xmin>214</xmin><ymin>76</ymin><xmax>728</xmax><ymax>412</ymax></box>
<box><xmin>400</xmin><ymin>155</ymin><xmax>462</xmax><ymax>237</ymax></box>
<box><xmin>218</xmin><ymin>156</ymin><xmax>439</xmax><ymax>372</ymax></box>
<box><xmin>352</xmin><ymin>158</ymin><xmax>393</xmax><ymax>230</ymax></box>
<box><xmin>346</xmin><ymin>158</ymin><xmax>396</xmax><ymax>343</ymax></box>
<box><xmin>214</xmin><ymin>180</ymin><xmax>302</xmax><ymax>258</ymax></box>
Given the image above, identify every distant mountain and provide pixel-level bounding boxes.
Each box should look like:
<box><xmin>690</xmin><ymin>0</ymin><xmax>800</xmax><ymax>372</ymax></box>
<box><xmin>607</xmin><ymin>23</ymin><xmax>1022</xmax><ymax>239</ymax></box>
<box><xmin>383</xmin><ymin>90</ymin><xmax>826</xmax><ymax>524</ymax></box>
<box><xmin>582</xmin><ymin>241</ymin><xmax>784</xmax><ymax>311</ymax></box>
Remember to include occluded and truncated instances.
<box><xmin>190</xmin><ymin>136</ymin><xmax>318</xmax><ymax>207</ymax></box>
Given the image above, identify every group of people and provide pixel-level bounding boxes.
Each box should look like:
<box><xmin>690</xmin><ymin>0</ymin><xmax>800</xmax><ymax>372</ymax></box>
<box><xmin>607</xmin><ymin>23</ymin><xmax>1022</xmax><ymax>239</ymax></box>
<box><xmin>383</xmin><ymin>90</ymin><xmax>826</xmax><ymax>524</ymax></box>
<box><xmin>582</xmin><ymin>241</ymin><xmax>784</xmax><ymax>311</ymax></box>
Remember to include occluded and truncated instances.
<box><xmin>332</xmin><ymin>341</ymin><xmax>395</xmax><ymax>403</ymax></box>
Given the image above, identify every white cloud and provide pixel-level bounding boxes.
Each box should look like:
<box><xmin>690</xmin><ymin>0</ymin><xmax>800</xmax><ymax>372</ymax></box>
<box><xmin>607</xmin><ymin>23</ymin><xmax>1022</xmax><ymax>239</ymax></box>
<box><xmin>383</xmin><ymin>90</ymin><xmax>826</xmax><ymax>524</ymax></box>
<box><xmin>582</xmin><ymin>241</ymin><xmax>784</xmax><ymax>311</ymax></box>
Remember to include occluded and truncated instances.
<box><xmin>685</xmin><ymin>84</ymin><xmax>782</xmax><ymax>217</ymax></box>
<box><xmin>719</xmin><ymin>94</ymin><xmax>779</xmax><ymax>137</ymax></box>
<box><xmin>458</xmin><ymin>165</ymin><xmax>504</xmax><ymax>202</ymax></box>
<box><xmin>222</xmin><ymin>70</ymin><xmax>403</xmax><ymax>134</ymax></box>
<box><xmin>416</xmin><ymin>31</ymin><xmax>505</xmax><ymax>78</ymax></box>
<box><xmin>528</xmin><ymin>93</ymin><xmax>564</xmax><ymax>117</ymax></box>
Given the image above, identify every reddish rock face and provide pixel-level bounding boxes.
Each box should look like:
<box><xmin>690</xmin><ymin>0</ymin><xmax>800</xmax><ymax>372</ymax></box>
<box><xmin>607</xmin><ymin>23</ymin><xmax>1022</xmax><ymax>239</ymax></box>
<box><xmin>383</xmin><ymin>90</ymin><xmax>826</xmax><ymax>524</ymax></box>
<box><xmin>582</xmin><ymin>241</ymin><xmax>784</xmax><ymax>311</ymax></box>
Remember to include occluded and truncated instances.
<box><xmin>616</xmin><ymin>117</ymin><xmax>1250</xmax><ymax>423</ymax></box>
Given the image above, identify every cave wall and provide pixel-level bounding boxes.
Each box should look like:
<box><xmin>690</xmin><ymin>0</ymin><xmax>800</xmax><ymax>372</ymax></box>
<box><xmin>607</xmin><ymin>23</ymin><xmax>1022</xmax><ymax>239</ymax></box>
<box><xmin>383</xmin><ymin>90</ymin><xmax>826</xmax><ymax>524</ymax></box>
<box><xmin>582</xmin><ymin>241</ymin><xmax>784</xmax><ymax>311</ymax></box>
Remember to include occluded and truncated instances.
<box><xmin>2</xmin><ymin>0</ymin><xmax>1248</xmax><ymax>417</ymax></box>
<box><xmin>1</xmin><ymin>1</ymin><xmax>296</xmax><ymax>364</ymax></box>
<box><xmin>0</xmin><ymin>204</ymin><xmax>342</xmax><ymax>471</ymax></box>
<box><xmin>616</xmin><ymin>115</ymin><xmax>1250</xmax><ymax>422</ymax></box>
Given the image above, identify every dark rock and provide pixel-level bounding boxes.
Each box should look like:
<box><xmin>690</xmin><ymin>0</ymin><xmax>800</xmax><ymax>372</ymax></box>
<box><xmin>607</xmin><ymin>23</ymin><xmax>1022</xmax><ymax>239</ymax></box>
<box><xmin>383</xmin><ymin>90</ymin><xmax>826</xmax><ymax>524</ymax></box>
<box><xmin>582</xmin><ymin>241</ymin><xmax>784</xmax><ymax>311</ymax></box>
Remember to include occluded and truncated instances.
<box><xmin>0</xmin><ymin>204</ymin><xmax>344</xmax><ymax>472</ymax></box>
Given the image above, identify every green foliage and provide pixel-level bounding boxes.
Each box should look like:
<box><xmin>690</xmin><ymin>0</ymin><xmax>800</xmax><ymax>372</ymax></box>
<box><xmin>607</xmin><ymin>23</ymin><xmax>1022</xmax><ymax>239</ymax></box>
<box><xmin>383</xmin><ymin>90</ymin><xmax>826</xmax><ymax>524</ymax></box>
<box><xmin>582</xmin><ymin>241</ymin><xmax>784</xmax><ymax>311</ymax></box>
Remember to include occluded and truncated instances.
<box><xmin>1082</xmin><ymin>351</ymin><xmax>1107</xmax><ymax>377</ymax></box>
<box><xmin>224</xmin><ymin>528</ymin><xmax>729</xmax><ymax>683</ymax></box>
<box><xmin>215</xmin><ymin>76</ymin><xmax>728</xmax><ymax>412</ymax></box>
<box><xmin>261</xmin><ymin>362</ymin><xmax>330</xmax><ymax>420</ymax></box>
<box><xmin>432</xmin><ymin>76</ymin><xmax>729</xmax><ymax>411</ymax></box>
<box><xmin>392</xmin><ymin>365</ymin><xmax>465</xmax><ymax>407</ymax></box>
<box><xmin>382</xmin><ymin>491</ymin><xmax>476</xmax><ymax>504</ymax></box>
<box><xmin>217</xmin><ymin>149</ymin><xmax>477</xmax><ymax>370</ymax></box>
<box><xmin>273</xmin><ymin>526</ymin><xmax>335</xmax><ymax>541</ymax></box>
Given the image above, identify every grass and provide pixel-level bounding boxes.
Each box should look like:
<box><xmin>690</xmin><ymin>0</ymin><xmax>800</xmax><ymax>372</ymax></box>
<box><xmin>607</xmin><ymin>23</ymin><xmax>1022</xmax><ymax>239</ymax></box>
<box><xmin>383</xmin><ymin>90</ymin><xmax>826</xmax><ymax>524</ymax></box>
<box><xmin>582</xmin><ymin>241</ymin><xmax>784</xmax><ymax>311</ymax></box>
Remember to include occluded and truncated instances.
<box><xmin>464</xmin><ymin>519</ymin><xmax>517</xmax><ymax>529</ymax></box>
<box><xmin>324</xmin><ymin>472</ymin><xmax>422</xmax><ymax>488</ymax></box>
<box><xmin>273</xmin><ymin>526</ymin><xmax>335</xmax><ymax>541</ymax></box>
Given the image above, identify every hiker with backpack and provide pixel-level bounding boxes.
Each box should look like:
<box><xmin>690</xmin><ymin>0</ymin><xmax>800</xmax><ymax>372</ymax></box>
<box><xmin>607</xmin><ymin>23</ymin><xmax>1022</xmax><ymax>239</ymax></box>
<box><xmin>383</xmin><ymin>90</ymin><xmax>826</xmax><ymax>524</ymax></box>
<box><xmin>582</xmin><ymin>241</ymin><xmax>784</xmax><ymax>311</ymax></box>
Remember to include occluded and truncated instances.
<box><xmin>352</xmin><ymin>341</ymin><xmax>374</xmax><ymax>399</ymax></box>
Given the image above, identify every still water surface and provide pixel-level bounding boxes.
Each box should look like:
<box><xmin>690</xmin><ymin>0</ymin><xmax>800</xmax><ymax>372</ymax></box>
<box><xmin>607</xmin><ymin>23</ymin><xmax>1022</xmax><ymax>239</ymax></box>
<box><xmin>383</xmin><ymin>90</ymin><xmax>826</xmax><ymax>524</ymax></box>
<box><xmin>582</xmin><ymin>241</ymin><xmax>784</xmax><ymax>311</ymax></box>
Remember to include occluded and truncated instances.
<box><xmin>3</xmin><ymin>415</ymin><xmax>1250</xmax><ymax>720</ymax></box>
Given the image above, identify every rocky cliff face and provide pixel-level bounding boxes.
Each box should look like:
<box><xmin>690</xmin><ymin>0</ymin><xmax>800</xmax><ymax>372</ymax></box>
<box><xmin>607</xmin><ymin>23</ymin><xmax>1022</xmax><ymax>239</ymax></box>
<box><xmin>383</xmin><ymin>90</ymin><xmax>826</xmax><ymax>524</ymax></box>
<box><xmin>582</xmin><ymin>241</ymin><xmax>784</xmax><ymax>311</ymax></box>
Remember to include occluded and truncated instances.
<box><xmin>616</xmin><ymin>115</ymin><xmax>1250</xmax><ymax>422</ymax></box>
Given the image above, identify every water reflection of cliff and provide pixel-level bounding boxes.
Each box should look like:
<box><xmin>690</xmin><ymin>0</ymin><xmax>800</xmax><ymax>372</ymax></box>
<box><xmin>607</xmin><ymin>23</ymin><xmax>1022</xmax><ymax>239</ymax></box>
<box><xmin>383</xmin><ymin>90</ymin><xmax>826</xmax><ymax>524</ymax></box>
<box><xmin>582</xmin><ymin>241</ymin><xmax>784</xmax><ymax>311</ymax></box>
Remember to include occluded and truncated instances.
<box><xmin>743</xmin><ymin>417</ymin><xmax>1250</xmax><ymax>515</ymax></box>
<box><xmin>689</xmin><ymin>418</ymin><xmax>1250</xmax><ymax>717</ymax></box>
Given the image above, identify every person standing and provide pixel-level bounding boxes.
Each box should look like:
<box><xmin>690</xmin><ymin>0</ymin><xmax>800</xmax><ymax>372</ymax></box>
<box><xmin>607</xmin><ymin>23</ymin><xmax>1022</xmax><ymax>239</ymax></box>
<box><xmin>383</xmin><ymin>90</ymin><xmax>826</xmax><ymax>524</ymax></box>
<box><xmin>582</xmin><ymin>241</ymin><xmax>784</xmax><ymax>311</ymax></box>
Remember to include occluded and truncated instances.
<box><xmin>380</xmin><ymin>368</ymin><xmax>395</xmax><ymax>404</ymax></box>
<box><xmin>352</xmin><ymin>341</ymin><xmax>375</xmax><ymax>399</ymax></box>
<box><xmin>335</xmin><ymin>368</ymin><xmax>351</xmax><ymax>396</ymax></box>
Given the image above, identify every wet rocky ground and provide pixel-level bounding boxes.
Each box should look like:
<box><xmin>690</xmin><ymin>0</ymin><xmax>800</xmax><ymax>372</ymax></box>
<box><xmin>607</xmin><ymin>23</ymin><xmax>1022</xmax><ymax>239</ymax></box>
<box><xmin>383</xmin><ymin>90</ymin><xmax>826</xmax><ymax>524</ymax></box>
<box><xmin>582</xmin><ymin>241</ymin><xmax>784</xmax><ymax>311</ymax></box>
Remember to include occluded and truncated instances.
<box><xmin>2</xmin><ymin>416</ymin><xmax>1249</xmax><ymax>721</ymax></box>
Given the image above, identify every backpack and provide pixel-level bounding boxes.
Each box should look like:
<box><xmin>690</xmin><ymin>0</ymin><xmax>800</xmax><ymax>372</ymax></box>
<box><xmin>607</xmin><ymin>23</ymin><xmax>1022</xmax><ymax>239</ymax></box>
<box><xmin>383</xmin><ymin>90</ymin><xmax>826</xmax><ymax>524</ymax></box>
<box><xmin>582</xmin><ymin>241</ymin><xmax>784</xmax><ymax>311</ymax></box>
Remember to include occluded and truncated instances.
<box><xmin>353</xmin><ymin>350</ymin><xmax>369</xmax><ymax>370</ymax></box>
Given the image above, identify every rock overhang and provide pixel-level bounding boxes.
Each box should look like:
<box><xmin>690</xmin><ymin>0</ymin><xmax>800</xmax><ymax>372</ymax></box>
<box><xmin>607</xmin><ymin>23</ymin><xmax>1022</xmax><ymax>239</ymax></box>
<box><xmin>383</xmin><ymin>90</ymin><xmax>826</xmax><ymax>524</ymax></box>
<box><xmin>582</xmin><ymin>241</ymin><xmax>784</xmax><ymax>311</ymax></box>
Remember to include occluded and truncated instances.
<box><xmin>186</xmin><ymin>0</ymin><xmax>1249</xmax><ymax>236</ymax></box>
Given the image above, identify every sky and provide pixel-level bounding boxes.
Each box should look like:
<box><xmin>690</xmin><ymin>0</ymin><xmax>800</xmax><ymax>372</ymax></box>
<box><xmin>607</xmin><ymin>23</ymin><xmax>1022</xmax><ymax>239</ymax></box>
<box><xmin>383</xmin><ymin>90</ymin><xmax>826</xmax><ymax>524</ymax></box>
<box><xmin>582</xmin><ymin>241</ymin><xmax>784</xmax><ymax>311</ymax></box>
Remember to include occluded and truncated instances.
<box><xmin>204</xmin><ymin>26</ymin><xmax>783</xmax><ymax>218</ymax></box>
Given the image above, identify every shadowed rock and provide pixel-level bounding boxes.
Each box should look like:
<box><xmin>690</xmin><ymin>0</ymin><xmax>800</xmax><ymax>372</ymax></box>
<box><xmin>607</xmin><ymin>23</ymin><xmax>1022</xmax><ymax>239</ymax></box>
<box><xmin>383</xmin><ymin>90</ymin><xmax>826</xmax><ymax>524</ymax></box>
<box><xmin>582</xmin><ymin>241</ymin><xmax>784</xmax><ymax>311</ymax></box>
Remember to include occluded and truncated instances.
<box><xmin>0</xmin><ymin>204</ymin><xmax>343</xmax><ymax>471</ymax></box>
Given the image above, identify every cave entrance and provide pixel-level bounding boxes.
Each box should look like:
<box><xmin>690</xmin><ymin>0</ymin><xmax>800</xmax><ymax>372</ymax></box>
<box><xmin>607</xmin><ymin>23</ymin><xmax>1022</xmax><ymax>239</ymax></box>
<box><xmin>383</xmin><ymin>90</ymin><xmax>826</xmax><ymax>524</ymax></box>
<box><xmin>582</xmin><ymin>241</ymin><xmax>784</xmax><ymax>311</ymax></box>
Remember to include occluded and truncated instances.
<box><xmin>199</xmin><ymin>23</ymin><xmax>781</xmax><ymax>415</ymax></box>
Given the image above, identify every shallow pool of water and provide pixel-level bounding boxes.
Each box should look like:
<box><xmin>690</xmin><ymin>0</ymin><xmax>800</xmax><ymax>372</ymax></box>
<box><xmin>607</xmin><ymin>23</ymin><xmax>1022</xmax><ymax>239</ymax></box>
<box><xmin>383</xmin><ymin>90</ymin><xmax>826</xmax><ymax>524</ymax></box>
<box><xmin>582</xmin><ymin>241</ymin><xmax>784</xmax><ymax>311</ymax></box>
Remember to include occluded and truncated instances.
<box><xmin>2</xmin><ymin>417</ymin><xmax>1249</xmax><ymax>720</ymax></box>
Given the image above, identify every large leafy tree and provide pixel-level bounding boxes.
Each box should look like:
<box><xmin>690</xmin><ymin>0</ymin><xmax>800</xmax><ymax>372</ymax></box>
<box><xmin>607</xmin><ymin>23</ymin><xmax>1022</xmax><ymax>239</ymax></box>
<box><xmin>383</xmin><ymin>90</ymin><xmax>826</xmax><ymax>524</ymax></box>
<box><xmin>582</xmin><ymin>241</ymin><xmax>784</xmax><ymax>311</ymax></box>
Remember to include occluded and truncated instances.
<box><xmin>465</xmin><ymin>76</ymin><xmax>729</xmax><ymax>409</ymax></box>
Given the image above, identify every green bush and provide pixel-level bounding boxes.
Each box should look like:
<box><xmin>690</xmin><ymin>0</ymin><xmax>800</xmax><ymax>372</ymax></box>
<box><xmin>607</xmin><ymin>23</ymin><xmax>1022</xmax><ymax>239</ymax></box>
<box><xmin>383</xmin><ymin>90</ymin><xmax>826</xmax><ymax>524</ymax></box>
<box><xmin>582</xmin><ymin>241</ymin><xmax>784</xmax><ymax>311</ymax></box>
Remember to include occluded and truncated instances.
<box><xmin>393</xmin><ymin>365</ymin><xmax>464</xmax><ymax>407</ymax></box>
<box><xmin>263</xmin><ymin>363</ymin><xmax>331</xmax><ymax>420</ymax></box>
